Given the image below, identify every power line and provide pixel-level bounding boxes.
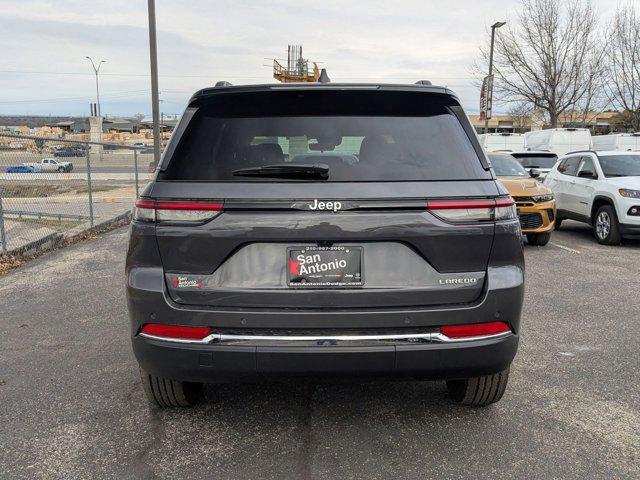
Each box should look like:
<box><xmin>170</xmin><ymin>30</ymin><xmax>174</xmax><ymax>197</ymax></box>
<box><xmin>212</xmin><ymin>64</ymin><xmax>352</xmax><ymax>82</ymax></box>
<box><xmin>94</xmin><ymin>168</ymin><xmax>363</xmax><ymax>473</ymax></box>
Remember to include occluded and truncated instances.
<box><xmin>0</xmin><ymin>90</ymin><xmax>153</xmax><ymax>105</ymax></box>
<box><xmin>0</xmin><ymin>69</ymin><xmax>476</xmax><ymax>81</ymax></box>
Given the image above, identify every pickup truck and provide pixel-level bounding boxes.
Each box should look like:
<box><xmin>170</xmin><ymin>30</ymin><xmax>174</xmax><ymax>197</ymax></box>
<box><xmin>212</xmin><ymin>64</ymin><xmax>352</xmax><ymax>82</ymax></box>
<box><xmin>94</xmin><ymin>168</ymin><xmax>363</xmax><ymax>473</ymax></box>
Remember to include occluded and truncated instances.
<box><xmin>23</xmin><ymin>158</ymin><xmax>74</xmax><ymax>172</ymax></box>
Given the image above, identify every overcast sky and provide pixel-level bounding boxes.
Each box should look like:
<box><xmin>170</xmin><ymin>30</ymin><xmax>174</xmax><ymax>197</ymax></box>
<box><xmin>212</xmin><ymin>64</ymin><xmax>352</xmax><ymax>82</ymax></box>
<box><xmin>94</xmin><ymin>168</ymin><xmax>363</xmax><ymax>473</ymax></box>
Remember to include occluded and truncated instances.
<box><xmin>0</xmin><ymin>0</ymin><xmax>624</xmax><ymax>117</ymax></box>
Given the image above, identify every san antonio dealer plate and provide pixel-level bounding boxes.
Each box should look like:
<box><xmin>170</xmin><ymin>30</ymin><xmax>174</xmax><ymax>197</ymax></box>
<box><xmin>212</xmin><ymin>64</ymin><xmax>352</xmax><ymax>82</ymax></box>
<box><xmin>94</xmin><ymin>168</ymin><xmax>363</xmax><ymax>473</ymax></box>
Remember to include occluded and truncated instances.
<box><xmin>287</xmin><ymin>246</ymin><xmax>363</xmax><ymax>287</ymax></box>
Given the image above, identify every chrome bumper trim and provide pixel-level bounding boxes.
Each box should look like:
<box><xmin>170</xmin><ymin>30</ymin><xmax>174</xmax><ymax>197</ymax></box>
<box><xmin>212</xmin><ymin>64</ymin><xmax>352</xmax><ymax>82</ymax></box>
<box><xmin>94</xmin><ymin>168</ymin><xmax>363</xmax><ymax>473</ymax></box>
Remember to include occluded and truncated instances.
<box><xmin>139</xmin><ymin>331</ymin><xmax>512</xmax><ymax>346</ymax></box>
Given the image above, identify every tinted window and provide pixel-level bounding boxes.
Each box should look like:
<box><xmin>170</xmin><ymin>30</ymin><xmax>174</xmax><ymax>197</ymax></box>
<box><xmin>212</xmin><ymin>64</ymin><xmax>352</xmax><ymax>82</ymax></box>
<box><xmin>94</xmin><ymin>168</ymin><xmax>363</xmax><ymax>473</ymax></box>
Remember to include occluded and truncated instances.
<box><xmin>557</xmin><ymin>157</ymin><xmax>580</xmax><ymax>176</ymax></box>
<box><xmin>512</xmin><ymin>153</ymin><xmax>558</xmax><ymax>168</ymax></box>
<box><xmin>159</xmin><ymin>94</ymin><xmax>488</xmax><ymax>182</ymax></box>
<box><xmin>577</xmin><ymin>157</ymin><xmax>595</xmax><ymax>175</ymax></box>
<box><xmin>599</xmin><ymin>154</ymin><xmax>640</xmax><ymax>177</ymax></box>
<box><xmin>489</xmin><ymin>154</ymin><xmax>529</xmax><ymax>177</ymax></box>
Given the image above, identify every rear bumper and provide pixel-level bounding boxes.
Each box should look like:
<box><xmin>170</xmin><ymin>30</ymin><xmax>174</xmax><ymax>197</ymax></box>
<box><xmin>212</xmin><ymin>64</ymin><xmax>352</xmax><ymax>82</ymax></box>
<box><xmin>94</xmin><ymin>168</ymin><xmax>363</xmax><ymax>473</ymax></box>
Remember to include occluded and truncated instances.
<box><xmin>127</xmin><ymin>219</ymin><xmax>524</xmax><ymax>383</ymax></box>
<box><xmin>133</xmin><ymin>331</ymin><xmax>519</xmax><ymax>383</ymax></box>
<box><xmin>128</xmin><ymin>262</ymin><xmax>524</xmax><ymax>382</ymax></box>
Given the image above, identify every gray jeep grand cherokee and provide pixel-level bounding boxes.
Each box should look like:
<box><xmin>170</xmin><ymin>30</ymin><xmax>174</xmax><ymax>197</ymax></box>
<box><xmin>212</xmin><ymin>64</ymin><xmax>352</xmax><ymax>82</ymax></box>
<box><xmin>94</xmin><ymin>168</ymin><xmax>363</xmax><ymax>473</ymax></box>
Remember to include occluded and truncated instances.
<box><xmin>126</xmin><ymin>82</ymin><xmax>524</xmax><ymax>408</ymax></box>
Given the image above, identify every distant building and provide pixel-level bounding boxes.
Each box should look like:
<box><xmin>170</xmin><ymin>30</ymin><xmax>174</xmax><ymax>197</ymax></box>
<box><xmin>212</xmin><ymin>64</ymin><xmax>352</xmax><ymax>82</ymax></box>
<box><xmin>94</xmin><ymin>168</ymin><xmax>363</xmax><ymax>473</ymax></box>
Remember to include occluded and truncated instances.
<box><xmin>468</xmin><ymin>115</ymin><xmax>519</xmax><ymax>133</ymax></box>
<box><xmin>45</xmin><ymin>117</ymin><xmax>149</xmax><ymax>134</ymax></box>
<box><xmin>139</xmin><ymin>116</ymin><xmax>178</xmax><ymax>132</ymax></box>
<box><xmin>46</xmin><ymin>119</ymin><xmax>89</xmax><ymax>133</ymax></box>
<box><xmin>469</xmin><ymin>110</ymin><xmax>621</xmax><ymax>134</ymax></box>
<box><xmin>103</xmin><ymin>118</ymin><xmax>140</xmax><ymax>133</ymax></box>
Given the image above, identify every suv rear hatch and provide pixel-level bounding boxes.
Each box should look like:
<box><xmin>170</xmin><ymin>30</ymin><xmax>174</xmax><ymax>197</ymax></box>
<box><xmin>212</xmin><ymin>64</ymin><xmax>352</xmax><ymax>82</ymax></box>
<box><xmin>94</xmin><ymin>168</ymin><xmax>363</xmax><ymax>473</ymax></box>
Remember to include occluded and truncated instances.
<box><xmin>143</xmin><ymin>86</ymin><xmax>508</xmax><ymax>309</ymax></box>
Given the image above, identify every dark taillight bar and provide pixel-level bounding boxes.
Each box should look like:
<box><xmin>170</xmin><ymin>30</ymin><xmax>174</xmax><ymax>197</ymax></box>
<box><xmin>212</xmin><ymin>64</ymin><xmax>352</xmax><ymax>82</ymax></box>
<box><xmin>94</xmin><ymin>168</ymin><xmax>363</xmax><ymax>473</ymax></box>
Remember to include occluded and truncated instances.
<box><xmin>427</xmin><ymin>199</ymin><xmax>496</xmax><ymax>210</ymax></box>
<box><xmin>152</xmin><ymin>201</ymin><xmax>223</xmax><ymax>211</ymax></box>
<box><xmin>134</xmin><ymin>199</ymin><xmax>224</xmax><ymax>223</ymax></box>
<box><xmin>426</xmin><ymin>196</ymin><xmax>516</xmax><ymax>223</ymax></box>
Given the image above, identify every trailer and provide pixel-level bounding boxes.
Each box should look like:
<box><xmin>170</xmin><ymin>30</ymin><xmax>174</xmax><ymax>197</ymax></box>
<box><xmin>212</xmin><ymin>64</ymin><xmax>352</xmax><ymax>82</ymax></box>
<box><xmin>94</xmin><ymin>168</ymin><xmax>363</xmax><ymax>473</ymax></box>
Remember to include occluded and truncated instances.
<box><xmin>592</xmin><ymin>133</ymin><xmax>640</xmax><ymax>152</ymax></box>
<box><xmin>524</xmin><ymin>128</ymin><xmax>592</xmax><ymax>156</ymax></box>
<box><xmin>477</xmin><ymin>133</ymin><xmax>525</xmax><ymax>152</ymax></box>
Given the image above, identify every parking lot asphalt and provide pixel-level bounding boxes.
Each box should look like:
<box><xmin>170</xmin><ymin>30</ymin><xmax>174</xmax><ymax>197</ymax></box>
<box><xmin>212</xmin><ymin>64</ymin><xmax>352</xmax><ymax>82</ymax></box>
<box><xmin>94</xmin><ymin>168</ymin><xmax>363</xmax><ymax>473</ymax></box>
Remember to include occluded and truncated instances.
<box><xmin>1</xmin><ymin>222</ymin><xmax>639</xmax><ymax>480</ymax></box>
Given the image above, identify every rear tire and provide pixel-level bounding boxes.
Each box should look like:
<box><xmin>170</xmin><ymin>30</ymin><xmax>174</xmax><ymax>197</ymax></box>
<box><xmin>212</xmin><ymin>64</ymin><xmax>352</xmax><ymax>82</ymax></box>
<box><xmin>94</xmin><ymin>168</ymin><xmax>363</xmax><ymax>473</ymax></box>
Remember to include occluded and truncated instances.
<box><xmin>446</xmin><ymin>368</ymin><xmax>509</xmax><ymax>407</ymax></box>
<box><xmin>57</xmin><ymin>166</ymin><xmax>65</xmax><ymax>173</ymax></box>
<box><xmin>594</xmin><ymin>205</ymin><xmax>621</xmax><ymax>245</ymax></box>
<box><xmin>526</xmin><ymin>232</ymin><xmax>551</xmax><ymax>246</ymax></box>
<box><xmin>139</xmin><ymin>368</ymin><xmax>203</xmax><ymax>408</ymax></box>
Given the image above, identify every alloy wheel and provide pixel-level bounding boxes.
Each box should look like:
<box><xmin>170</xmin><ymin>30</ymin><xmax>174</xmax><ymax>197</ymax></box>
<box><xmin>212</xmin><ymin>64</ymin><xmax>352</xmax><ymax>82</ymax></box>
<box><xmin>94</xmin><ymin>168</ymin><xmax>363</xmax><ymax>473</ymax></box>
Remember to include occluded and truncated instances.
<box><xmin>596</xmin><ymin>211</ymin><xmax>610</xmax><ymax>240</ymax></box>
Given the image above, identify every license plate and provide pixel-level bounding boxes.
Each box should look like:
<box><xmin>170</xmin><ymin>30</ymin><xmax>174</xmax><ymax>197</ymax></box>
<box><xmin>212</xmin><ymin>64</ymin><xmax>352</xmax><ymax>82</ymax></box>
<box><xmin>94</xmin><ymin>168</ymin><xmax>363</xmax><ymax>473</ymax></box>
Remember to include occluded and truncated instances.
<box><xmin>287</xmin><ymin>246</ymin><xmax>363</xmax><ymax>287</ymax></box>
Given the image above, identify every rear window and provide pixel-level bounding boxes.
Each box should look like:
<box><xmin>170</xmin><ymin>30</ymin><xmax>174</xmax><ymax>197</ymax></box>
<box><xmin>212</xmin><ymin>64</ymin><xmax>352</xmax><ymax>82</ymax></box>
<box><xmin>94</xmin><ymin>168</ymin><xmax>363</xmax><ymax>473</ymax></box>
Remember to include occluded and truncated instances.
<box><xmin>511</xmin><ymin>153</ymin><xmax>558</xmax><ymax>169</ymax></box>
<box><xmin>159</xmin><ymin>91</ymin><xmax>488</xmax><ymax>182</ymax></box>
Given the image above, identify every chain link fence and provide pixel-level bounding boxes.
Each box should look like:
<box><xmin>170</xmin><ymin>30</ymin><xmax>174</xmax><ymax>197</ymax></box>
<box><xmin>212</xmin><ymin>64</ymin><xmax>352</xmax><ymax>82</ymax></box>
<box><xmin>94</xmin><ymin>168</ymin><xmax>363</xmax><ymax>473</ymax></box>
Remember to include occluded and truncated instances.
<box><xmin>0</xmin><ymin>133</ymin><xmax>153</xmax><ymax>257</ymax></box>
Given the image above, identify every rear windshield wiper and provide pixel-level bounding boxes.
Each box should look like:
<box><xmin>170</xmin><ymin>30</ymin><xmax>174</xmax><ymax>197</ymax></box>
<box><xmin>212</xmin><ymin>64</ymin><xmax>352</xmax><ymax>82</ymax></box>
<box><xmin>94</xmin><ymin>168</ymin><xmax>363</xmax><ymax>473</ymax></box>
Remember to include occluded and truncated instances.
<box><xmin>232</xmin><ymin>163</ymin><xmax>329</xmax><ymax>179</ymax></box>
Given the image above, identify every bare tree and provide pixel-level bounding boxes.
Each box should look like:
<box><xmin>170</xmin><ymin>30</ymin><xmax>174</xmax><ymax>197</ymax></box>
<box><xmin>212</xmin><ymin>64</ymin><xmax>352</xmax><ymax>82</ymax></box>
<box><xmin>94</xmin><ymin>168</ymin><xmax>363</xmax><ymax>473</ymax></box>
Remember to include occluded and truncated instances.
<box><xmin>479</xmin><ymin>0</ymin><xmax>606</xmax><ymax>128</ymax></box>
<box><xmin>507</xmin><ymin>101</ymin><xmax>534</xmax><ymax>131</ymax></box>
<box><xmin>606</xmin><ymin>4</ymin><xmax>640</xmax><ymax>132</ymax></box>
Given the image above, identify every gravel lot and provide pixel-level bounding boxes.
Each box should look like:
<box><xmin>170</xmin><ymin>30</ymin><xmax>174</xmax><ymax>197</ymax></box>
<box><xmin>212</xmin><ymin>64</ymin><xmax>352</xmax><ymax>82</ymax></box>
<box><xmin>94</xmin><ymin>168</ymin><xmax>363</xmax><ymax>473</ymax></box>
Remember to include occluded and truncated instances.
<box><xmin>1</xmin><ymin>221</ymin><xmax>638</xmax><ymax>479</ymax></box>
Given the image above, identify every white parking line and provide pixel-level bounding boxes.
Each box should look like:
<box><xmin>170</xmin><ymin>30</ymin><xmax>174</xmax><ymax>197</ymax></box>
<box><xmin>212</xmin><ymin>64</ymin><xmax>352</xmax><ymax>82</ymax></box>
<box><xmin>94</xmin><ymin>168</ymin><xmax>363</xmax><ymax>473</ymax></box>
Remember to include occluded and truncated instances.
<box><xmin>550</xmin><ymin>242</ymin><xmax>581</xmax><ymax>254</ymax></box>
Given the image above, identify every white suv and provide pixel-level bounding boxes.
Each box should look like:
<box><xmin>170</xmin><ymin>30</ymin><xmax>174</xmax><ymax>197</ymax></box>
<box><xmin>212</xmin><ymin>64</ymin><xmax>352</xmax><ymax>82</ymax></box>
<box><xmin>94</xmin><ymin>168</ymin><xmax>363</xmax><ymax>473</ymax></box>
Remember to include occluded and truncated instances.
<box><xmin>544</xmin><ymin>151</ymin><xmax>640</xmax><ymax>245</ymax></box>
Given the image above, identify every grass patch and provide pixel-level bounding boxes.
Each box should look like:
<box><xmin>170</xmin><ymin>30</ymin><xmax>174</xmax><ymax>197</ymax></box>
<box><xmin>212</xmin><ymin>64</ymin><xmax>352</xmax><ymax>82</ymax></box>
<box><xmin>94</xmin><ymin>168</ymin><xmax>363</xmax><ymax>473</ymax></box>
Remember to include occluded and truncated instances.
<box><xmin>7</xmin><ymin>216</ymin><xmax>82</xmax><ymax>231</ymax></box>
<box><xmin>74</xmin><ymin>185</ymin><xmax>120</xmax><ymax>194</ymax></box>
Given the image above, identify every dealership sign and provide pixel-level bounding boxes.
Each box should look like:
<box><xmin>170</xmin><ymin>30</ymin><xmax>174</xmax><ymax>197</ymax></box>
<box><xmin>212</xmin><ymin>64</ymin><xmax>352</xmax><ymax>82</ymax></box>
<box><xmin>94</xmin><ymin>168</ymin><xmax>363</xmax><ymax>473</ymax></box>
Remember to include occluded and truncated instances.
<box><xmin>479</xmin><ymin>74</ymin><xmax>494</xmax><ymax>121</ymax></box>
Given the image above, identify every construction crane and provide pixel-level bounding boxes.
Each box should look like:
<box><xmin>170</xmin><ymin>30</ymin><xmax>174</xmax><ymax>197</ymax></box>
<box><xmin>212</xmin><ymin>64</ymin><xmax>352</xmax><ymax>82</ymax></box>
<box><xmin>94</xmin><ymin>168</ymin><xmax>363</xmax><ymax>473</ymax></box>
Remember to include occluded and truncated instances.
<box><xmin>272</xmin><ymin>45</ymin><xmax>320</xmax><ymax>83</ymax></box>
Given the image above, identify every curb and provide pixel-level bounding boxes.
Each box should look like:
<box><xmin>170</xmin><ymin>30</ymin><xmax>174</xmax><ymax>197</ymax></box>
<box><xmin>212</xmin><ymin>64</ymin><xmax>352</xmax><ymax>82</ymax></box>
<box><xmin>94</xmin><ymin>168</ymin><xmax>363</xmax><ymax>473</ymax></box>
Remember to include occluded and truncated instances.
<box><xmin>63</xmin><ymin>210</ymin><xmax>132</xmax><ymax>244</ymax></box>
<box><xmin>4</xmin><ymin>210</ymin><xmax>132</xmax><ymax>259</ymax></box>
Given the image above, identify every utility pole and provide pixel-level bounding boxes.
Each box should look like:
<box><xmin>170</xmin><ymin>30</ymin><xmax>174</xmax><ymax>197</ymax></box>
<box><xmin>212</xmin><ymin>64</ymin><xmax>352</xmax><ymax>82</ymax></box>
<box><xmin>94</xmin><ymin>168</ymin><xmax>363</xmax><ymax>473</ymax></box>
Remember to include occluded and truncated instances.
<box><xmin>85</xmin><ymin>56</ymin><xmax>105</xmax><ymax>117</ymax></box>
<box><xmin>147</xmin><ymin>0</ymin><xmax>161</xmax><ymax>165</ymax></box>
<box><xmin>484</xmin><ymin>21</ymin><xmax>506</xmax><ymax>134</ymax></box>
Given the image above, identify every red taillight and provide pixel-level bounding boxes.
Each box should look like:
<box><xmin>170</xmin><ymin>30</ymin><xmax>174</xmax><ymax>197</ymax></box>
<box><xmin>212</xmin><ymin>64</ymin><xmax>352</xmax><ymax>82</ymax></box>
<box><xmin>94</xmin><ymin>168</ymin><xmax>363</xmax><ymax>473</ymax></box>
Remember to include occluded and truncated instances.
<box><xmin>140</xmin><ymin>324</ymin><xmax>212</xmax><ymax>340</ymax></box>
<box><xmin>427</xmin><ymin>199</ymin><xmax>496</xmax><ymax>210</ymax></box>
<box><xmin>134</xmin><ymin>199</ymin><xmax>223</xmax><ymax>223</ymax></box>
<box><xmin>153</xmin><ymin>201</ymin><xmax>223</xmax><ymax>211</ymax></box>
<box><xmin>427</xmin><ymin>197</ymin><xmax>516</xmax><ymax>223</ymax></box>
<box><xmin>440</xmin><ymin>321</ymin><xmax>511</xmax><ymax>339</ymax></box>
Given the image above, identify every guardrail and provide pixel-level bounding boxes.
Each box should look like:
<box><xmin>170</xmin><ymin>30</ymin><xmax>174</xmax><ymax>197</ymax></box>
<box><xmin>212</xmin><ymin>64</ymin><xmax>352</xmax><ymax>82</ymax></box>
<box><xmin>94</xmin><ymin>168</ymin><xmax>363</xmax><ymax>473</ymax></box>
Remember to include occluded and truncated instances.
<box><xmin>3</xmin><ymin>210</ymin><xmax>92</xmax><ymax>221</ymax></box>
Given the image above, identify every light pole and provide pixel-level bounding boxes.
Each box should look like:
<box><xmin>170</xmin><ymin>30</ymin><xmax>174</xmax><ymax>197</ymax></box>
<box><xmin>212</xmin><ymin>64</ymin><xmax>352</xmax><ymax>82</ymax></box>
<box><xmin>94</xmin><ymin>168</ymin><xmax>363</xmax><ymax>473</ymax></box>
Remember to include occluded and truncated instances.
<box><xmin>85</xmin><ymin>56</ymin><xmax>105</xmax><ymax>117</ymax></box>
<box><xmin>147</xmin><ymin>0</ymin><xmax>161</xmax><ymax>165</ymax></box>
<box><xmin>484</xmin><ymin>21</ymin><xmax>506</xmax><ymax>134</ymax></box>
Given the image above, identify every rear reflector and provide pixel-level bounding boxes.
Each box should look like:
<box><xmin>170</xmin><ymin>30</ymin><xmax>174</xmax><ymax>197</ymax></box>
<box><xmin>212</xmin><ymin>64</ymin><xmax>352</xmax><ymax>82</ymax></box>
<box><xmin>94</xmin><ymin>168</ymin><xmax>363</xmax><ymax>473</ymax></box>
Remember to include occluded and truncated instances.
<box><xmin>440</xmin><ymin>321</ymin><xmax>511</xmax><ymax>339</ymax></box>
<box><xmin>140</xmin><ymin>324</ymin><xmax>212</xmax><ymax>340</ymax></box>
<box><xmin>427</xmin><ymin>197</ymin><xmax>516</xmax><ymax>223</ymax></box>
<box><xmin>134</xmin><ymin>199</ymin><xmax>223</xmax><ymax>223</ymax></box>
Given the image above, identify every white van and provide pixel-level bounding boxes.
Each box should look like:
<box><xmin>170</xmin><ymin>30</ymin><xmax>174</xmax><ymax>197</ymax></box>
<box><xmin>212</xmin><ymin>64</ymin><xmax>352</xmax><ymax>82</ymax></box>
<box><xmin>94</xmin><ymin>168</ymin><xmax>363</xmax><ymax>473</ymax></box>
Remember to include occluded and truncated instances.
<box><xmin>524</xmin><ymin>128</ymin><xmax>592</xmax><ymax>156</ymax></box>
<box><xmin>592</xmin><ymin>133</ymin><xmax>640</xmax><ymax>152</ymax></box>
<box><xmin>477</xmin><ymin>133</ymin><xmax>525</xmax><ymax>152</ymax></box>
